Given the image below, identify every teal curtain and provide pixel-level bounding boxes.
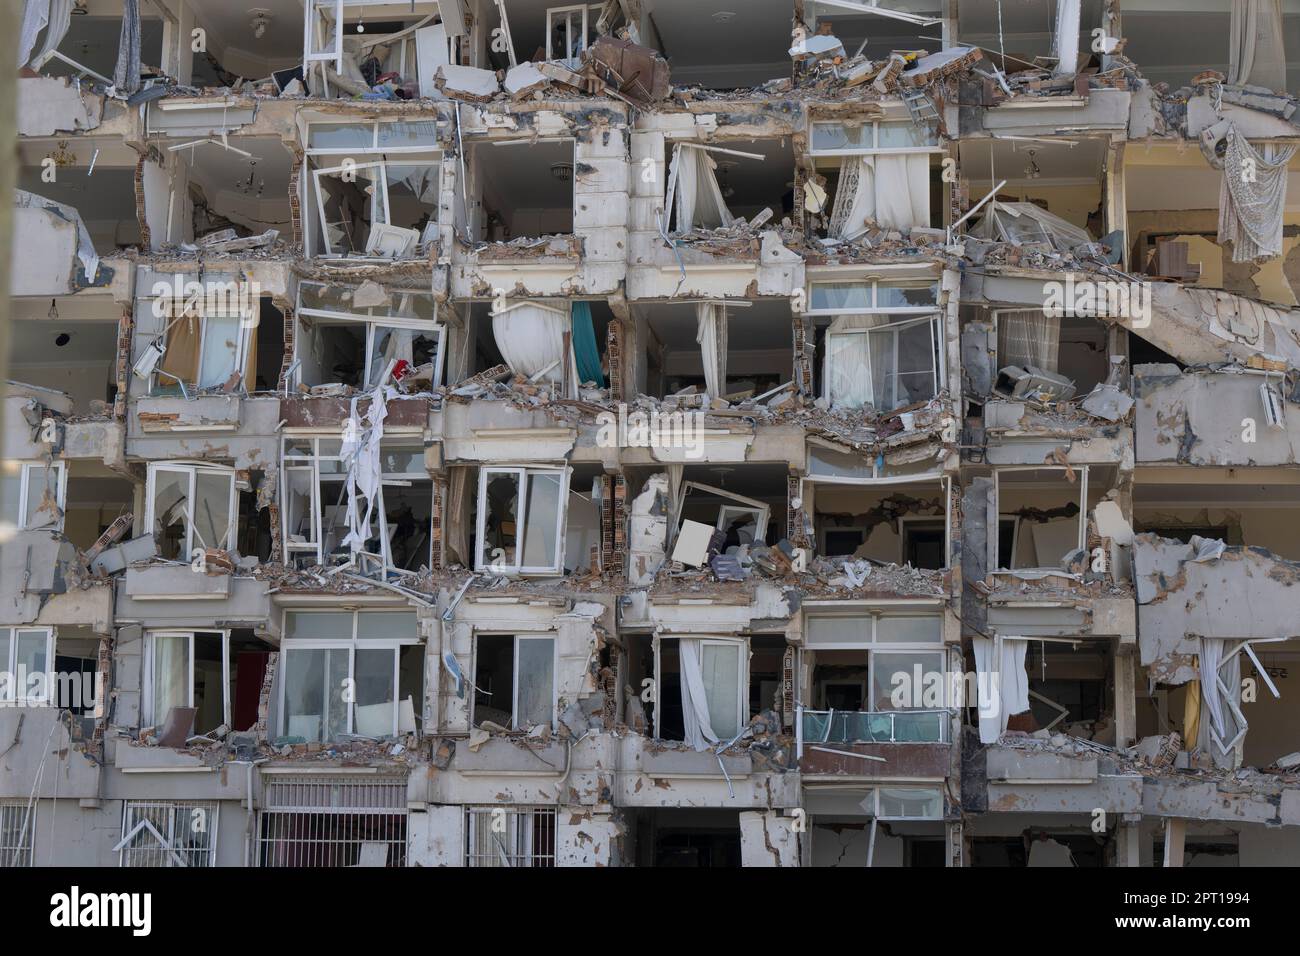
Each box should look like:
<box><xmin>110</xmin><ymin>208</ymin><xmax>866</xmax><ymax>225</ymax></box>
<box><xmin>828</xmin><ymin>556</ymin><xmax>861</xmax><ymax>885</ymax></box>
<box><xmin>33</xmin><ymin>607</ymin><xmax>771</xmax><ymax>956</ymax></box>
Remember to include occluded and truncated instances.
<box><xmin>570</xmin><ymin>301</ymin><xmax>604</xmax><ymax>387</ymax></box>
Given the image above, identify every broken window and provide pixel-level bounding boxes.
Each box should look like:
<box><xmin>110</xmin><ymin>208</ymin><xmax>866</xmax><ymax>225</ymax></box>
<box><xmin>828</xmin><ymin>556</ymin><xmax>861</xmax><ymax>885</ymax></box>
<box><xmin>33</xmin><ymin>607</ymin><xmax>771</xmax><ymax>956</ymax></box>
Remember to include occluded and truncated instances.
<box><xmin>807</xmin><ymin>121</ymin><xmax>943</xmax><ymax>235</ymax></box>
<box><xmin>279</xmin><ymin>610</ymin><xmax>423</xmax><ymax>743</ymax></box>
<box><xmin>149</xmin><ymin>299</ymin><xmax>257</xmax><ymax>396</ymax></box>
<box><xmin>805</xmin><ymin>3</ymin><xmax>944</xmax><ymax>63</ymax></box>
<box><xmin>644</xmin><ymin>299</ymin><xmax>792</xmax><ymax>402</ymax></box>
<box><xmin>473</xmin><ymin>634</ymin><xmax>556</xmax><ymax>730</ymax></box>
<box><xmin>995</xmin><ymin>467</ymin><xmax>1092</xmax><ymax>570</ymax></box>
<box><xmin>993</xmin><ymin>310</ymin><xmax>1111</xmax><ymax>399</ymax></box>
<box><xmin>0</xmin><ymin>627</ymin><xmax>54</xmax><ymax>706</ymax></box>
<box><xmin>259</xmin><ymin>774</ymin><xmax>408</xmax><ymax>868</ymax></box>
<box><xmin>0</xmin><ymin>460</ymin><xmax>66</xmax><ymax>533</ymax></box>
<box><xmin>471</xmin><ymin>139</ymin><xmax>574</xmax><ymax>241</ymax></box>
<box><xmin>465</xmin><ymin>806</ymin><xmax>556</xmax><ymax>867</ymax></box>
<box><xmin>146</xmin><ymin>463</ymin><xmax>236</xmax><ymax>561</ymax></box>
<box><xmin>295</xmin><ymin>282</ymin><xmax>445</xmax><ymax>391</ymax></box>
<box><xmin>304</xmin><ymin>1</ymin><xmax>461</xmax><ymax>97</ymax></box>
<box><xmin>0</xmin><ymin>802</ymin><xmax>36</xmax><ymax>867</ymax></box>
<box><xmin>655</xmin><ymin>636</ymin><xmax>747</xmax><ymax>747</ymax></box>
<box><xmin>802</xmin><ymin>614</ymin><xmax>948</xmax><ymax>744</ymax></box>
<box><xmin>117</xmin><ymin>801</ymin><xmax>218</xmax><ymax>868</ymax></box>
<box><xmin>809</xmin><ymin>475</ymin><xmax>950</xmax><ymax>568</ymax></box>
<box><xmin>809</xmin><ymin>279</ymin><xmax>944</xmax><ymax>413</ymax></box>
<box><xmin>664</xmin><ymin>139</ymin><xmax>793</xmax><ymax>234</ymax></box>
<box><xmin>142</xmin><ymin>630</ymin><xmax>274</xmax><ymax>738</ymax></box>
<box><xmin>670</xmin><ymin>481</ymin><xmax>772</xmax><ymax>568</ymax></box>
<box><xmin>474</xmin><ymin>467</ymin><xmax>569</xmax><ymax>575</ymax></box>
<box><xmin>282</xmin><ymin>438</ymin><xmax>434</xmax><ymax>572</ymax></box>
<box><xmin>305</xmin><ymin>121</ymin><xmax>441</xmax><ymax>257</ymax></box>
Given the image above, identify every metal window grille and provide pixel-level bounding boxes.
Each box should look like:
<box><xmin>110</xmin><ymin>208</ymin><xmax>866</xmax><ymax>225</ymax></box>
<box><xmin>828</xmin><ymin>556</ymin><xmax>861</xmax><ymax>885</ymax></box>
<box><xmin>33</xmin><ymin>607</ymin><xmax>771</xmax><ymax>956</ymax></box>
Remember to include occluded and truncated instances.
<box><xmin>119</xmin><ymin>801</ymin><xmax>218</xmax><ymax>867</ymax></box>
<box><xmin>0</xmin><ymin>802</ymin><xmax>36</xmax><ymax>867</ymax></box>
<box><xmin>258</xmin><ymin>775</ymin><xmax>408</xmax><ymax>867</ymax></box>
<box><xmin>465</xmin><ymin>806</ymin><xmax>557</xmax><ymax>867</ymax></box>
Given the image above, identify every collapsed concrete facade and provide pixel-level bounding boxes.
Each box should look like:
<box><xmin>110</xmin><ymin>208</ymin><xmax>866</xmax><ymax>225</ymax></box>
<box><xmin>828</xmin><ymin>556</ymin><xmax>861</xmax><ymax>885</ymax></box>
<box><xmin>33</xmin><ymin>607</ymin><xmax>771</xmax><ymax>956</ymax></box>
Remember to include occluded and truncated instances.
<box><xmin>4</xmin><ymin>0</ymin><xmax>1300</xmax><ymax>868</ymax></box>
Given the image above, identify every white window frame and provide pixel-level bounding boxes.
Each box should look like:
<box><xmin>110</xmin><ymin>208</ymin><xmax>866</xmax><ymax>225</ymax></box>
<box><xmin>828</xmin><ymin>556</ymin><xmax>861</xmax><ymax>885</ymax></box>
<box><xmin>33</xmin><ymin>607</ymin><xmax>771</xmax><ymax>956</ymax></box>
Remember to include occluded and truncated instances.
<box><xmin>4</xmin><ymin>461</ymin><xmax>67</xmax><ymax>532</ymax></box>
<box><xmin>150</xmin><ymin>300</ymin><xmax>257</xmax><ymax>396</ymax></box>
<box><xmin>304</xmin><ymin>120</ymin><xmax>442</xmax><ymax>156</ymax></box>
<box><xmin>652</xmin><ymin>635</ymin><xmax>748</xmax><ymax>741</ymax></box>
<box><xmin>141</xmin><ymin>630</ymin><xmax>230</xmax><ymax>729</ymax></box>
<box><xmin>278</xmin><ymin>610</ymin><xmax>422</xmax><ymax>741</ymax></box>
<box><xmin>0</xmin><ymin>626</ymin><xmax>55</xmax><ymax>706</ymax></box>
<box><xmin>993</xmin><ymin>465</ymin><xmax>1089</xmax><ymax>570</ymax></box>
<box><xmin>304</xmin><ymin>0</ymin><xmax>346</xmax><ymax>73</ymax></box>
<box><xmin>545</xmin><ymin>4</ymin><xmax>600</xmax><ymax>61</ymax></box>
<box><xmin>822</xmin><ymin>313</ymin><xmax>943</xmax><ymax>412</ymax></box>
<box><xmin>145</xmin><ymin>462</ymin><xmax>238</xmax><ymax>556</ymax></box>
<box><xmin>809</xmin><ymin>120</ymin><xmax>944</xmax><ymax>157</ymax></box>
<box><xmin>117</xmin><ymin>801</ymin><xmax>219</xmax><ymax>868</ymax></box>
<box><xmin>804</xmin><ymin>613</ymin><xmax>947</xmax><ymax>709</ymax></box>
<box><xmin>295</xmin><ymin>287</ymin><xmax>446</xmax><ymax>392</ymax></box>
<box><xmin>474</xmin><ymin>466</ymin><xmax>570</xmax><ymax>575</ymax></box>
<box><xmin>807</xmin><ymin>279</ymin><xmax>942</xmax><ymax>316</ymax></box>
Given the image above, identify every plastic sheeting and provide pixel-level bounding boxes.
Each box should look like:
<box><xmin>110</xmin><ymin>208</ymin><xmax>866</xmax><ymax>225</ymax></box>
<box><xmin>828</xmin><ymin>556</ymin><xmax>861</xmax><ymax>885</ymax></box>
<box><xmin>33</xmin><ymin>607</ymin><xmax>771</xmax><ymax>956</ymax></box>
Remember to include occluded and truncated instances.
<box><xmin>969</xmin><ymin>201</ymin><xmax>1093</xmax><ymax>253</ymax></box>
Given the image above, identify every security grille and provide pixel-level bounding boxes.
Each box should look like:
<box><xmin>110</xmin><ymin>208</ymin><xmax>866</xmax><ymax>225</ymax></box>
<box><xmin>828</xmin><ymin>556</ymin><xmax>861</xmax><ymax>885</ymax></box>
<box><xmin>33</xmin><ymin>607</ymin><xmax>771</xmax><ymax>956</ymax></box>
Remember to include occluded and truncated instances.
<box><xmin>258</xmin><ymin>775</ymin><xmax>408</xmax><ymax>867</ymax></box>
<box><xmin>465</xmin><ymin>806</ymin><xmax>557</xmax><ymax>867</ymax></box>
<box><xmin>119</xmin><ymin>801</ymin><xmax>218</xmax><ymax>867</ymax></box>
<box><xmin>0</xmin><ymin>802</ymin><xmax>35</xmax><ymax>867</ymax></box>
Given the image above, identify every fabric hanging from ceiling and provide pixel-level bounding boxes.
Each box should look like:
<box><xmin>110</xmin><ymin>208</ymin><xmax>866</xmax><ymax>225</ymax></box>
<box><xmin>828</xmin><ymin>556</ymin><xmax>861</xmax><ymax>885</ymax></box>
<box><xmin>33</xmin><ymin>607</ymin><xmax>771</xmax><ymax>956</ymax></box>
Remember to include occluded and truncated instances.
<box><xmin>678</xmin><ymin>639</ymin><xmax>720</xmax><ymax>751</ymax></box>
<box><xmin>823</xmin><ymin>314</ymin><xmax>891</xmax><ymax>409</ymax></box>
<box><xmin>972</xmin><ymin>636</ymin><xmax>1030</xmax><ymax>744</ymax></box>
<box><xmin>340</xmin><ymin>384</ymin><xmax>389</xmax><ymax>559</ymax></box>
<box><xmin>998</xmin><ymin>309</ymin><xmax>1061</xmax><ymax>372</ymax></box>
<box><xmin>159</xmin><ymin>313</ymin><xmax>201</xmax><ymax>387</ymax></box>
<box><xmin>830</xmin><ymin>153</ymin><xmax>929</xmax><ymax>238</ymax></box>
<box><xmin>1227</xmin><ymin>0</ymin><xmax>1287</xmax><ymax>93</ymax></box>
<box><xmin>19</xmin><ymin>0</ymin><xmax>74</xmax><ymax>69</ymax></box>
<box><xmin>695</xmin><ymin>301</ymin><xmax>728</xmax><ymax>397</ymax></box>
<box><xmin>113</xmin><ymin>0</ymin><xmax>142</xmax><ymax>94</ymax></box>
<box><xmin>491</xmin><ymin>300</ymin><xmax>570</xmax><ymax>384</ymax></box>
<box><xmin>1213</xmin><ymin>124</ymin><xmax>1297</xmax><ymax>263</ymax></box>
<box><xmin>670</xmin><ymin>145</ymin><xmax>733</xmax><ymax>233</ymax></box>
<box><xmin>570</xmin><ymin>300</ymin><xmax>605</xmax><ymax>386</ymax></box>
<box><xmin>1052</xmin><ymin>0</ymin><xmax>1082</xmax><ymax>77</ymax></box>
<box><xmin>445</xmin><ymin>466</ymin><xmax>471</xmax><ymax>566</ymax></box>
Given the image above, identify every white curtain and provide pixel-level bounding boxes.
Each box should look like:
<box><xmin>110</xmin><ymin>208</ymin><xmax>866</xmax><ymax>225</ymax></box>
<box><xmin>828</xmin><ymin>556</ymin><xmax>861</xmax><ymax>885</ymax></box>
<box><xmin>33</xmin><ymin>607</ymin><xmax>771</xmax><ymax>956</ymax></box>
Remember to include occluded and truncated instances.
<box><xmin>20</xmin><ymin>0</ymin><xmax>73</xmax><ymax>69</ymax></box>
<box><xmin>491</xmin><ymin>301</ymin><xmax>572</xmax><ymax>387</ymax></box>
<box><xmin>830</xmin><ymin>153</ymin><xmax>929</xmax><ymax>238</ymax></box>
<box><xmin>151</xmin><ymin>634</ymin><xmax>189</xmax><ymax>725</ymax></box>
<box><xmin>1052</xmin><ymin>0</ymin><xmax>1081</xmax><ymax>77</ymax></box>
<box><xmin>1217</xmin><ymin>126</ymin><xmax>1296</xmax><ymax>263</ymax></box>
<box><xmin>695</xmin><ymin>302</ymin><xmax>728</xmax><ymax>397</ymax></box>
<box><xmin>671</xmin><ymin>146</ymin><xmax>733</xmax><ymax>233</ymax></box>
<box><xmin>678</xmin><ymin>639</ymin><xmax>719</xmax><ymax>751</ymax></box>
<box><xmin>1228</xmin><ymin>0</ymin><xmax>1286</xmax><ymax>93</ymax></box>
<box><xmin>998</xmin><ymin>309</ymin><xmax>1061</xmax><ymax>372</ymax></box>
<box><xmin>823</xmin><ymin>314</ymin><xmax>889</xmax><ymax>409</ymax></box>
<box><xmin>340</xmin><ymin>384</ymin><xmax>388</xmax><ymax>557</ymax></box>
<box><xmin>972</xmin><ymin>636</ymin><xmax>1030</xmax><ymax>744</ymax></box>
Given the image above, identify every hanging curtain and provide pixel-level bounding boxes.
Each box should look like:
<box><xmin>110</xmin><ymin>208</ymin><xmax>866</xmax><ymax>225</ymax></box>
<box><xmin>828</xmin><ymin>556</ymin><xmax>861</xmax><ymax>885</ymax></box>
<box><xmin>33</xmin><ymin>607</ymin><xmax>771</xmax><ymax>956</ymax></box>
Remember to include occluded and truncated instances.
<box><xmin>1216</xmin><ymin>126</ymin><xmax>1297</xmax><ymax>263</ymax></box>
<box><xmin>446</xmin><ymin>467</ymin><xmax>471</xmax><ymax>565</ymax></box>
<box><xmin>152</xmin><ymin>634</ymin><xmax>188</xmax><ymax>724</ymax></box>
<box><xmin>998</xmin><ymin>309</ymin><xmax>1061</xmax><ymax>372</ymax></box>
<box><xmin>823</xmin><ymin>314</ymin><xmax>888</xmax><ymax>409</ymax></box>
<box><xmin>695</xmin><ymin>302</ymin><xmax>728</xmax><ymax>397</ymax></box>
<box><xmin>830</xmin><ymin>153</ymin><xmax>929</xmax><ymax>238</ymax></box>
<box><xmin>678</xmin><ymin>639</ymin><xmax>719</xmax><ymax>751</ymax></box>
<box><xmin>971</xmin><ymin>636</ymin><xmax>1029</xmax><ymax>744</ymax></box>
<box><xmin>1183</xmin><ymin>657</ymin><xmax>1202</xmax><ymax>744</ymax></box>
<box><xmin>491</xmin><ymin>301</ymin><xmax>570</xmax><ymax>384</ymax></box>
<box><xmin>670</xmin><ymin>146</ymin><xmax>733</xmax><ymax>233</ymax></box>
<box><xmin>1051</xmin><ymin>0</ymin><xmax>1082</xmax><ymax>77</ymax></box>
<box><xmin>1228</xmin><ymin>0</ymin><xmax>1287</xmax><ymax>93</ymax></box>
<box><xmin>20</xmin><ymin>0</ymin><xmax>73</xmax><ymax>69</ymax></box>
<box><xmin>570</xmin><ymin>301</ymin><xmax>605</xmax><ymax>386</ymax></box>
<box><xmin>113</xmin><ymin>0</ymin><xmax>142</xmax><ymax>94</ymax></box>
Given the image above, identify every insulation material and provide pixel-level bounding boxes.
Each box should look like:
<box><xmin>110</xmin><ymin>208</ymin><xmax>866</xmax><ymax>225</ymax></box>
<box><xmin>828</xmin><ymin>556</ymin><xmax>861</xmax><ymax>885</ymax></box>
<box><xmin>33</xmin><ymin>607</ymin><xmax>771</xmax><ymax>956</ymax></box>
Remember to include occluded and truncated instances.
<box><xmin>670</xmin><ymin>145</ymin><xmax>733</xmax><ymax>233</ymax></box>
<box><xmin>695</xmin><ymin>302</ymin><xmax>728</xmax><ymax>397</ymax></box>
<box><xmin>972</xmin><ymin>636</ymin><xmax>1029</xmax><ymax>744</ymax></box>
<box><xmin>829</xmin><ymin>153</ymin><xmax>928</xmax><ymax>237</ymax></box>
<box><xmin>1210</xmin><ymin>123</ymin><xmax>1297</xmax><ymax>263</ymax></box>
<box><xmin>1228</xmin><ymin>0</ymin><xmax>1287</xmax><ymax>93</ymax></box>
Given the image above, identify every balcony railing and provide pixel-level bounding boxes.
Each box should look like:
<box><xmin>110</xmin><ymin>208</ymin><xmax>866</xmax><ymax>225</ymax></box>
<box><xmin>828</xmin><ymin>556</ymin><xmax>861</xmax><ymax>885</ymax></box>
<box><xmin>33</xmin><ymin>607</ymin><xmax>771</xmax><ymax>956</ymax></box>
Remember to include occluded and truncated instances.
<box><xmin>796</xmin><ymin>707</ymin><xmax>949</xmax><ymax>757</ymax></box>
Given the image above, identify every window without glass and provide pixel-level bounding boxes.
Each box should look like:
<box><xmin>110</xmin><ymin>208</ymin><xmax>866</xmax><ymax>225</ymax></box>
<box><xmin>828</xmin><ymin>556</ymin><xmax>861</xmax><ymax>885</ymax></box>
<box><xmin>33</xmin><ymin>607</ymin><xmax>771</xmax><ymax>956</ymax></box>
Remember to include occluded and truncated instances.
<box><xmin>473</xmin><ymin>634</ymin><xmax>556</xmax><ymax>730</ymax></box>
<box><xmin>279</xmin><ymin>610</ymin><xmax>423</xmax><ymax>743</ymax></box>
<box><xmin>152</xmin><ymin>303</ymin><xmax>257</xmax><ymax>396</ymax></box>
<box><xmin>0</xmin><ymin>461</ymin><xmax>65</xmax><ymax>532</ymax></box>
<box><xmin>475</xmin><ymin>467</ymin><xmax>569</xmax><ymax>575</ymax></box>
<box><xmin>146</xmin><ymin>463</ymin><xmax>236</xmax><ymax>560</ymax></box>
<box><xmin>143</xmin><ymin>630</ymin><xmax>273</xmax><ymax>736</ymax></box>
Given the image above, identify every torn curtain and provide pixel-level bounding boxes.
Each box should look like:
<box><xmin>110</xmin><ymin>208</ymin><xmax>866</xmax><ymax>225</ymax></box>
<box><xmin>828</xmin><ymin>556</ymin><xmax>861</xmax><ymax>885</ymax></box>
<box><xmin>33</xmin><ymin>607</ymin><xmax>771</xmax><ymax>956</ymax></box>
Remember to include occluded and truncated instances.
<box><xmin>670</xmin><ymin>145</ymin><xmax>733</xmax><ymax>232</ymax></box>
<box><xmin>1215</xmin><ymin>124</ymin><xmax>1296</xmax><ymax>263</ymax></box>
<box><xmin>829</xmin><ymin>153</ymin><xmax>929</xmax><ymax>238</ymax></box>
<box><xmin>972</xmin><ymin>636</ymin><xmax>1030</xmax><ymax>744</ymax></box>
<box><xmin>1228</xmin><ymin>0</ymin><xmax>1287</xmax><ymax>93</ymax></box>
<box><xmin>695</xmin><ymin>302</ymin><xmax>728</xmax><ymax>397</ymax></box>
<box><xmin>678</xmin><ymin>639</ymin><xmax>719</xmax><ymax>751</ymax></box>
<box><xmin>491</xmin><ymin>300</ymin><xmax>575</xmax><ymax>393</ymax></box>
<box><xmin>19</xmin><ymin>0</ymin><xmax>73</xmax><ymax>69</ymax></box>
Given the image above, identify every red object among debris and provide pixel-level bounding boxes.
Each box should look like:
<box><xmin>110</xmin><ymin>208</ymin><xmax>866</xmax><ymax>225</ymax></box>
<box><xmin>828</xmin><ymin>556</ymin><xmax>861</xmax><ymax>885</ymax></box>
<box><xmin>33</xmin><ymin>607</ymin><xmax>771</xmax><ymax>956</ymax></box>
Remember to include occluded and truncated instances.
<box><xmin>391</xmin><ymin>359</ymin><xmax>411</xmax><ymax>381</ymax></box>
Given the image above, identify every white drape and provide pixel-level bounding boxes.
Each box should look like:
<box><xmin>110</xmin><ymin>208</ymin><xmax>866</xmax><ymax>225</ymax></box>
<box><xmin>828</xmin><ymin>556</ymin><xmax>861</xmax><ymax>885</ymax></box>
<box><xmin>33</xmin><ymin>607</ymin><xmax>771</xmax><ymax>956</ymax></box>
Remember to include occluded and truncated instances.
<box><xmin>1216</xmin><ymin>126</ymin><xmax>1296</xmax><ymax>263</ymax></box>
<box><xmin>998</xmin><ymin>309</ymin><xmax>1061</xmax><ymax>372</ymax></box>
<box><xmin>671</xmin><ymin>146</ymin><xmax>733</xmax><ymax>232</ymax></box>
<box><xmin>695</xmin><ymin>302</ymin><xmax>728</xmax><ymax>397</ymax></box>
<box><xmin>1052</xmin><ymin>0</ymin><xmax>1082</xmax><ymax>77</ymax></box>
<box><xmin>151</xmin><ymin>634</ymin><xmax>188</xmax><ymax>725</ymax></box>
<box><xmin>830</xmin><ymin>153</ymin><xmax>929</xmax><ymax>238</ymax></box>
<box><xmin>824</xmin><ymin>314</ymin><xmax>889</xmax><ymax>409</ymax></box>
<box><xmin>491</xmin><ymin>301</ymin><xmax>574</xmax><ymax>389</ymax></box>
<box><xmin>19</xmin><ymin>0</ymin><xmax>73</xmax><ymax>69</ymax></box>
<box><xmin>1228</xmin><ymin>0</ymin><xmax>1287</xmax><ymax>93</ymax></box>
<box><xmin>679</xmin><ymin>639</ymin><xmax>719</xmax><ymax>751</ymax></box>
<box><xmin>340</xmin><ymin>384</ymin><xmax>389</xmax><ymax>558</ymax></box>
<box><xmin>972</xmin><ymin>636</ymin><xmax>1030</xmax><ymax>744</ymax></box>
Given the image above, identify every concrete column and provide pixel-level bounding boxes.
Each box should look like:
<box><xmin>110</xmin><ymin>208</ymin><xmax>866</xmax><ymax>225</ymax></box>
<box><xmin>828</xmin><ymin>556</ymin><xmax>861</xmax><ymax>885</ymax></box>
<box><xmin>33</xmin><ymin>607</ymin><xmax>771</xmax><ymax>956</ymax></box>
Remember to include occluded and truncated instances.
<box><xmin>1115</xmin><ymin>814</ymin><xmax>1143</xmax><ymax>867</ymax></box>
<box><xmin>1114</xmin><ymin>647</ymin><xmax>1137</xmax><ymax>749</ymax></box>
<box><xmin>946</xmin><ymin>820</ymin><xmax>966</xmax><ymax>867</ymax></box>
<box><xmin>739</xmin><ymin>810</ymin><xmax>801</xmax><ymax>867</ymax></box>
<box><xmin>1162</xmin><ymin>818</ymin><xmax>1186</xmax><ymax>867</ymax></box>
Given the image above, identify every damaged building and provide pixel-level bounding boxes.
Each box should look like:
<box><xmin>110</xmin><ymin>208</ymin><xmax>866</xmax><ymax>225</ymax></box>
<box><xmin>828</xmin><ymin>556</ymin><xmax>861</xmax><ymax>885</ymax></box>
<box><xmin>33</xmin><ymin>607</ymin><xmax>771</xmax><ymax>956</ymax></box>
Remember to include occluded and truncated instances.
<box><xmin>2</xmin><ymin>0</ymin><xmax>1300</xmax><ymax>869</ymax></box>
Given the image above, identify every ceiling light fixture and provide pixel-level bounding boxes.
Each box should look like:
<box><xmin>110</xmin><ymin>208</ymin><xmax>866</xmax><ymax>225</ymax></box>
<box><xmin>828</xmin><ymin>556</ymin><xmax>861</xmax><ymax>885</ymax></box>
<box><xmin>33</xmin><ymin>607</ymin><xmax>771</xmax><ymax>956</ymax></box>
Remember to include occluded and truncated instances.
<box><xmin>712</xmin><ymin>11</ymin><xmax>736</xmax><ymax>23</ymax></box>
<box><xmin>250</xmin><ymin>9</ymin><xmax>271</xmax><ymax>39</ymax></box>
<box><xmin>550</xmin><ymin>162</ymin><xmax>573</xmax><ymax>182</ymax></box>
<box><xmin>71</xmin><ymin>0</ymin><xmax>88</xmax><ymax>14</ymax></box>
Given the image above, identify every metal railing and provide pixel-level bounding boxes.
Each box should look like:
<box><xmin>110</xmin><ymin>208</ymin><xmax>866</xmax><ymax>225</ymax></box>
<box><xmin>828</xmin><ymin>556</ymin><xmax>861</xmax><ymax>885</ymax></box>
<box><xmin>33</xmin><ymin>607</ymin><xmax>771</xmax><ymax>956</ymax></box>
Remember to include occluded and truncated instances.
<box><xmin>796</xmin><ymin>706</ymin><xmax>949</xmax><ymax>758</ymax></box>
